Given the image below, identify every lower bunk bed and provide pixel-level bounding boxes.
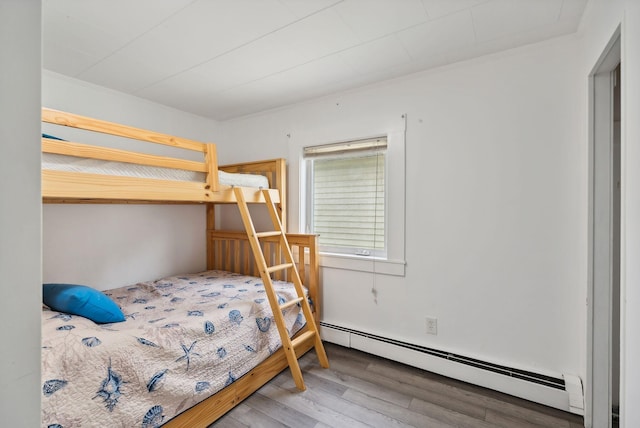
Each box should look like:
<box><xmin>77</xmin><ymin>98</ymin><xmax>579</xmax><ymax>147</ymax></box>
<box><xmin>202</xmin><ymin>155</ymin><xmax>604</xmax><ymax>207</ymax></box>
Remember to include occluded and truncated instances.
<box><xmin>42</xmin><ymin>232</ymin><xmax>320</xmax><ymax>428</ymax></box>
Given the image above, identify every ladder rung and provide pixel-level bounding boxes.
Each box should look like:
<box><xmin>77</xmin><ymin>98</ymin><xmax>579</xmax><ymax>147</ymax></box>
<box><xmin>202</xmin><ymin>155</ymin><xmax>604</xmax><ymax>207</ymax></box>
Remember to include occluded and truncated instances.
<box><xmin>255</xmin><ymin>231</ymin><xmax>282</xmax><ymax>238</ymax></box>
<box><xmin>266</xmin><ymin>263</ymin><xmax>293</xmax><ymax>274</ymax></box>
<box><xmin>280</xmin><ymin>296</ymin><xmax>304</xmax><ymax>311</ymax></box>
<box><xmin>291</xmin><ymin>330</ymin><xmax>316</xmax><ymax>349</ymax></box>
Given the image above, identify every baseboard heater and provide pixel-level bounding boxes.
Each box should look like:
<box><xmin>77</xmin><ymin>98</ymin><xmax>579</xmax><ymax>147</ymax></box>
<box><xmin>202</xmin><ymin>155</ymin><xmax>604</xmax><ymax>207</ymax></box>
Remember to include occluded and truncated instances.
<box><xmin>321</xmin><ymin>322</ymin><xmax>563</xmax><ymax>389</ymax></box>
<box><xmin>320</xmin><ymin>322</ymin><xmax>584</xmax><ymax>414</ymax></box>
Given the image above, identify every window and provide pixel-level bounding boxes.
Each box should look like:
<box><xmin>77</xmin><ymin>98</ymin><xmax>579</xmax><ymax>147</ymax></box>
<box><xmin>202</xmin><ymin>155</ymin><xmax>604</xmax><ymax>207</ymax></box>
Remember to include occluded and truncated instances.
<box><xmin>304</xmin><ymin>137</ymin><xmax>387</xmax><ymax>258</ymax></box>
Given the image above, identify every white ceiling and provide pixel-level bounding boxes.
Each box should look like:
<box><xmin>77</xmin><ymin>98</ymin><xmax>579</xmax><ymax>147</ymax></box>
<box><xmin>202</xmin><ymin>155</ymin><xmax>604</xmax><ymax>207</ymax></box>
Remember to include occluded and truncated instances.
<box><xmin>42</xmin><ymin>0</ymin><xmax>588</xmax><ymax>121</ymax></box>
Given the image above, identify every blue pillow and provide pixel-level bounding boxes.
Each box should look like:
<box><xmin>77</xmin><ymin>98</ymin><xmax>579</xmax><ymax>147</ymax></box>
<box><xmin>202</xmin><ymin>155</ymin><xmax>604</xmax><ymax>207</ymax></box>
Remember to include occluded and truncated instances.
<box><xmin>42</xmin><ymin>133</ymin><xmax>66</xmax><ymax>141</ymax></box>
<box><xmin>43</xmin><ymin>283</ymin><xmax>125</xmax><ymax>324</ymax></box>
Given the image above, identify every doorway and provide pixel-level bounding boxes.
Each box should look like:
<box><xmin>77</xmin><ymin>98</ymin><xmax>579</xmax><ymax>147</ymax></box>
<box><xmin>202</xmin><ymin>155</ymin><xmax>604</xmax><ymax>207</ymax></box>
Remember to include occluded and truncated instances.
<box><xmin>587</xmin><ymin>29</ymin><xmax>621</xmax><ymax>428</ymax></box>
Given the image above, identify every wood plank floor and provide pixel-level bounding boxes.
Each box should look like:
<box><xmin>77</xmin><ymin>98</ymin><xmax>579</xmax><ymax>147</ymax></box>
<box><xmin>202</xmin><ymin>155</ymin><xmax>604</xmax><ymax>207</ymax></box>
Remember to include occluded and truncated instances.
<box><xmin>210</xmin><ymin>343</ymin><xmax>584</xmax><ymax>428</ymax></box>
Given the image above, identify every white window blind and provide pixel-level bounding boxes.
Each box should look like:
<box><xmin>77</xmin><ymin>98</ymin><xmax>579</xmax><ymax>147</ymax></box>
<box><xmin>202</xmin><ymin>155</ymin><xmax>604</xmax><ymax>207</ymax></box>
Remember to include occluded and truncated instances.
<box><xmin>304</xmin><ymin>137</ymin><xmax>386</xmax><ymax>257</ymax></box>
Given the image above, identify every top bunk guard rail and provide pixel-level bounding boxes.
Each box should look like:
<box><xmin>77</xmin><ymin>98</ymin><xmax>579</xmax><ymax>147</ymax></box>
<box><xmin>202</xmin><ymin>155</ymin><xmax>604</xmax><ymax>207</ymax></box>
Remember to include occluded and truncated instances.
<box><xmin>42</xmin><ymin>108</ymin><xmax>210</xmax><ymax>152</ymax></box>
<box><xmin>41</xmin><ymin>108</ymin><xmax>280</xmax><ymax>205</ymax></box>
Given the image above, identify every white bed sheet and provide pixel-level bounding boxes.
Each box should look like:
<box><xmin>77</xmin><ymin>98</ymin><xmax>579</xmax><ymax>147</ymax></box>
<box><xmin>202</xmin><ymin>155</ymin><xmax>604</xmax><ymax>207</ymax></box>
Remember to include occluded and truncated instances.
<box><xmin>42</xmin><ymin>153</ymin><xmax>270</xmax><ymax>188</ymax></box>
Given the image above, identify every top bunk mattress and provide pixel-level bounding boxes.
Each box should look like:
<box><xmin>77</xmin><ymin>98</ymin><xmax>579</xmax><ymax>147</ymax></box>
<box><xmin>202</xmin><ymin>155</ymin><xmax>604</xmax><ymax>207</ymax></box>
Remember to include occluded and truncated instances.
<box><xmin>42</xmin><ymin>153</ymin><xmax>270</xmax><ymax>189</ymax></box>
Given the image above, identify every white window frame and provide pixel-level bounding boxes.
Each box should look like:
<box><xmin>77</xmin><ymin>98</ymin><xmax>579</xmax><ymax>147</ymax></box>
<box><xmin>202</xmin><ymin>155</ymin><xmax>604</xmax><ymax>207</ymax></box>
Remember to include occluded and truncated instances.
<box><xmin>292</xmin><ymin>117</ymin><xmax>406</xmax><ymax>277</ymax></box>
<box><xmin>303</xmin><ymin>139</ymin><xmax>388</xmax><ymax>258</ymax></box>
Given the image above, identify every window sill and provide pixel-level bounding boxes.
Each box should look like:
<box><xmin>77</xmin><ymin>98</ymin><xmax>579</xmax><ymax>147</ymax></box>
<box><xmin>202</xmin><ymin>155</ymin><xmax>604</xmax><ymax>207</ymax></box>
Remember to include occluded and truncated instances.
<box><xmin>319</xmin><ymin>253</ymin><xmax>406</xmax><ymax>276</ymax></box>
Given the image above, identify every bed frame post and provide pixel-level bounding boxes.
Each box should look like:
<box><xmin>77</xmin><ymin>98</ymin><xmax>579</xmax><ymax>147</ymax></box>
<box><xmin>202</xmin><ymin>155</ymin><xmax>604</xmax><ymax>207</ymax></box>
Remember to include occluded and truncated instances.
<box><xmin>206</xmin><ymin>203</ymin><xmax>216</xmax><ymax>270</ymax></box>
<box><xmin>205</xmin><ymin>143</ymin><xmax>219</xmax><ymax>193</ymax></box>
<box><xmin>307</xmin><ymin>234</ymin><xmax>319</xmax><ymax>325</ymax></box>
<box><xmin>275</xmin><ymin>158</ymin><xmax>287</xmax><ymax>232</ymax></box>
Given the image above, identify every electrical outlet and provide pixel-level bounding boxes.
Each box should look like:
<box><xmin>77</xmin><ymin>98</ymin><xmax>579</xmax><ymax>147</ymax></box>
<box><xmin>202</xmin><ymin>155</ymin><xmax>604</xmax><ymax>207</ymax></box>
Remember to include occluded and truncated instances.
<box><xmin>426</xmin><ymin>317</ymin><xmax>438</xmax><ymax>335</ymax></box>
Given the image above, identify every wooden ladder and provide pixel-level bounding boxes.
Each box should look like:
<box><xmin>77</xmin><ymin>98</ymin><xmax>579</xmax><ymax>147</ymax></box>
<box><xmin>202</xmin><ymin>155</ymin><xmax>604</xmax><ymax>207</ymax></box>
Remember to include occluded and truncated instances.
<box><xmin>233</xmin><ymin>187</ymin><xmax>330</xmax><ymax>390</ymax></box>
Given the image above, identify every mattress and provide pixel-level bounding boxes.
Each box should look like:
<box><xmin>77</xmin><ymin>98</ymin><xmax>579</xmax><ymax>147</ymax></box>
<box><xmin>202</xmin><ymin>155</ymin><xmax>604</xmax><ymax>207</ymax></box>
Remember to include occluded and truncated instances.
<box><xmin>42</xmin><ymin>153</ymin><xmax>270</xmax><ymax>188</ymax></box>
<box><xmin>41</xmin><ymin>270</ymin><xmax>306</xmax><ymax>427</ymax></box>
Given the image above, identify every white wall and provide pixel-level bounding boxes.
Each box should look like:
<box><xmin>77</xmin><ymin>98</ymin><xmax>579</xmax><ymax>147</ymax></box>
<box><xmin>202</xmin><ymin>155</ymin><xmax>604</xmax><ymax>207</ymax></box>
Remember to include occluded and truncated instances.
<box><xmin>218</xmin><ymin>35</ymin><xmax>586</xmax><ymax>388</ymax></box>
<box><xmin>578</xmin><ymin>1</ymin><xmax>640</xmax><ymax>426</ymax></box>
<box><xmin>0</xmin><ymin>1</ymin><xmax>42</xmax><ymax>426</ymax></box>
<box><xmin>42</xmin><ymin>72</ymin><xmax>219</xmax><ymax>289</ymax></box>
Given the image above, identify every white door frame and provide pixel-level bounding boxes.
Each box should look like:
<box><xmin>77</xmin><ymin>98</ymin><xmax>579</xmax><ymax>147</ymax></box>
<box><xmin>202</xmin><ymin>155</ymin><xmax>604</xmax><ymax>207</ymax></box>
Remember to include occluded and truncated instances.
<box><xmin>586</xmin><ymin>27</ymin><xmax>620</xmax><ymax>428</ymax></box>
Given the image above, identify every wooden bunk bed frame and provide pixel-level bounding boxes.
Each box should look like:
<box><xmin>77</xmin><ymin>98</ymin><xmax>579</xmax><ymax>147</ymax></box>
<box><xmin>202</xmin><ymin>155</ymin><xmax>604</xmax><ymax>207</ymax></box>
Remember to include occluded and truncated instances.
<box><xmin>41</xmin><ymin>108</ymin><xmax>326</xmax><ymax>427</ymax></box>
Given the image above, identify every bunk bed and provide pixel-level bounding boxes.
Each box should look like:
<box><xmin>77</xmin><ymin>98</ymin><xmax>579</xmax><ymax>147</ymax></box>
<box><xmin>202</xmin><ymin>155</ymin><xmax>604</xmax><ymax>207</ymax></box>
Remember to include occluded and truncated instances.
<box><xmin>40</xmin><ymin>108</ymin><xmax>328</xmax><ymax>427</ymax></box>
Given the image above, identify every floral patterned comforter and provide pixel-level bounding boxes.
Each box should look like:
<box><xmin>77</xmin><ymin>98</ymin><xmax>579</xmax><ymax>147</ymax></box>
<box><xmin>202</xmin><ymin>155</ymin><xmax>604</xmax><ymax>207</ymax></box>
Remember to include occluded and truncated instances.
<box><xmin>41</xmin><ymin>270</ymin><xmax>306</xmax><ymax>428</ymax></box>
